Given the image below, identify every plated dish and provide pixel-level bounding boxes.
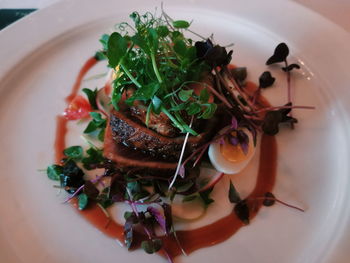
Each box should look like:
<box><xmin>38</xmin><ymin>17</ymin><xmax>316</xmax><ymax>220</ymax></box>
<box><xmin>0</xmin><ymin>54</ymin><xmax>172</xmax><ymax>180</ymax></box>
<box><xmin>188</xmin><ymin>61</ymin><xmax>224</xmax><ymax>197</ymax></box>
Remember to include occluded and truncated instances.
<box><xmin>1</xmin><ymin>0</ymin><xmax>350</xmax><ymax>263</ymax></box>
<box><xmin>46</xmin><ymin>7</ymin><xmax>312</xmax><ymax>263</ymax></box>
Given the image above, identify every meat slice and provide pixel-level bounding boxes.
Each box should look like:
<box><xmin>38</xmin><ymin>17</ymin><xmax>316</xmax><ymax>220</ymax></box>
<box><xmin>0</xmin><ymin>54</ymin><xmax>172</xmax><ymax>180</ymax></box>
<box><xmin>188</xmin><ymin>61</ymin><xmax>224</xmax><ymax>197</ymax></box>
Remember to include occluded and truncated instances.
<box><xmin>103</xmin><ymin>122</ymin><xmax>178</xmax><ymax>174</ymax></box>
<box><xmin>109</xmin><ymin>108</ymin><xmax>220</xmax><ymax>160</ymax></box>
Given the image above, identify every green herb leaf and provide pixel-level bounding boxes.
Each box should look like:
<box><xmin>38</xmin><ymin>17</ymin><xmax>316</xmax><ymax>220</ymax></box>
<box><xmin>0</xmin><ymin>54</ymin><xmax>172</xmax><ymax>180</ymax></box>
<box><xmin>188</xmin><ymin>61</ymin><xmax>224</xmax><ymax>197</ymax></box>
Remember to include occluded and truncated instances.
<box><xmin>127</xmin><ymin>82</ymin><xmax>160</xmax><ymax>102</ymax></box>
<box><xmin>82</xmin><ymin>88</ymin><xmax>98</xmax><ymax>110</ymax></box>
<box><xmin>157</xmin><ymin>25</ymin><xmax>169</xmax><ymax>37</ymax></box>
<box><xmin>131</xmin><ymin>33</ymin><xmax>150</xmax><ymax>54</ymax></box>
<box><xmin>176</xmin><ymin>181</ymin><xmax>194</xmax><ymax>193</ymax></box>
<box><xmin>46</xmin><ymin>164</ymin><xmax>62</xmax><ymax>181</ymax></box>
<box><xmin>63</xmin><ymin>146</ymin><xmax>83</xmax><ymax>160</ymax></box>
<box><xmin>126</xmin><ymin>181</ymin><xmax>149</xmax><ymax>200</ymax></box>
<box><xmin>99</xmin><ymin>34</ymin><xmax>110</xmax><ymax>50</ymax></box>
<box><xmin>151</xmin><ymin>96</ymin><xmax>162</xmax><ymax>114</ymax></box>
<box><xmin>98</xmin><ymin>129</ymin><xmax>105</xmax><ymax>141</ymax></box>
<box><xmin>111</xmin><ymin>84</ymin><xmax>123</xmax><ymax>110</ymax></box>
<box><xmin>83</xmin><ymin>112</ymin><xmax>106</xmax><ymax>140</ymax></box>
<box><xmin>147</xmin><ymin>28</ymin><xmax>159</xmax><ymax>51</ymax></box>
<box><xmin>266</xmin><ymin>43</ymin><xmax>289</xmax><ymax>65</ymax></box>
<box><xmin>83</xmin><ymin>121</ymin><xmax>98</xmax><ymax>134</ymax></box>
<box><xmin>90</xmin><ymin>112</ymin><xmax>104</xmax><ymax>124</ymax></box>
<box><xmin>94</xmin><ymin>51</ymin><xmax>106</xmax><ymax>61</ymax></box>
<box><xmin>234</xmin><ymin>200</ymin><xmax>250</xmax><ymax>224</ymax></box>
<box><xmin>182</xmin><ymin>195</ymin><xmax>197</xmax><ymax>203</ymax></box>
<box><xmin>107</xmin><ymin>32</ymin><xmax>127</xmax><ymax>68</ymax></box>
<box><xmin>59</xmin><ymin>160</ymin><xmax>85</xmax><ymax>193</ymax></box>
<box><xmin>259</xmin><ymin>71</ymin><xmax>275</xmax><ymax>89</ymax></box>
<box><xmin>172</xmin><ymin>20</ymin><xmax>190</xmax><ymax>29</ymax></box>
<box><xmin>186</xmin><ymin>46</ymin><xmax>197</xmax><ymax>60</ymax></box>
<box><xmin>141</xmin><ymin>239</ymin><xmax>163</xmax><ymax>254</ymax></box>
<box><xmin>200</xmin><ymin>103</ymin><xmax>217</xmax><ymax>119</ymax></box>
<box><xmin>103</xmin><ymin>11</ymin><xmax>218</xmax><ymax>135</ymax></box>
<box><xmin>178</xmin><ymin>89</ymin><xmax>193</xmax><ymax>102</ymax></box>
<box><xmin>78</xmin><ymin>193</ymin><xmax>89</xmax><ymax>210</ymax></box>
<box><xmin>97</xmin><ymin>187</ymin><xmax>114</xmax><ymax>208</ymax></box>
<box><xmin>199</xmin><ymin>88</ymin><xmax>209</xmax><ymax>103</ymax></box>
<box><xmin>199</xmin><ymin>187</ymin><xmax>214</xmax><ymax>207</ymax></box>
<box><xmin>174</xmin><ymin>39</ymin><xmax>187</xmax><ymax>57</ymax></box>
<box><xmin>186</xmin><ymin>102</ymin><xmax>201</xmax><ymax>115</ymax></box>
<box><xmin>228</xmin><ymin>180</ymin><xmax>241</xmax><ymax>203</ymax></box>
<box><xmin>172</xmin><ymin>103</ymin><xmax>188</xmax><ymax>112</ymax></box>
<box><xmin>263</xmin><ymin>192</ymin><xmax>276</xmax><ymax>206</ymax></box>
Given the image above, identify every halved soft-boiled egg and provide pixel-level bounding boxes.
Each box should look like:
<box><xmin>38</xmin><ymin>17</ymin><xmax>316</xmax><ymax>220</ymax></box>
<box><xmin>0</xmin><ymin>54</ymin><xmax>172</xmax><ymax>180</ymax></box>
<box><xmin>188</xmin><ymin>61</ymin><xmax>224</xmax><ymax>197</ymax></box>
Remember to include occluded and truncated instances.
<box><xmin>208</xmin><ymin>127</ymin><xmax>256</xmax><ymax>174</ymax></box>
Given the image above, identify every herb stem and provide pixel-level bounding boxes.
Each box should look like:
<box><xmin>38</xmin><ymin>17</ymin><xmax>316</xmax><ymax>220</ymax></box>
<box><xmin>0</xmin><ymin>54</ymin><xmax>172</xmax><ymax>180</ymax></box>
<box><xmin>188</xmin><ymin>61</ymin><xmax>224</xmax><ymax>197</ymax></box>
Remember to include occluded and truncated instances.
<box><xmin>284</xmin><ymin>59</ymin><xmax>291</xmax><ymax>103</ymax></box>
<box><xmin>62</xmin><ymin>174</ymin><xmax>106</xmax><ymax>204</ymax></box>
<box><xmin>247</xmin><ymin>197</ymin><xmax>305</xmax><ymax>212</ymax></box>
<box><xmin>126</xmin><ymin>189</ymin><xmax>153</xmax><ymax>240</ymax></box>
<box><xmin>163</xmin><ymin>249</ymin><xmax>175</xmax><ymax>263</ymax></box>
<box><xmin>171</xmin><ymin>226</ymin><xmax>188</xmax><ymax>257</ymax></box>
<box><xmin>253</xmin><ymin>105</ymin><xmax>315</xmax><ymax>114</ymax></box>
<box><xmin>151</xmin><ymin>52</ymin><xmax>163</xmax><ymax>84</ymax></box>
<box><xmin>243</xmin><ymin>114</ymin><xmax>263</xmax><ymax>121</ymax></box>
<box><xmin>161</xmin><ymin>3</ymin><xmax>206</xmax><ymax>40</ymax></box>
<box><xmin>284</xmin><ymin>59</ymin><xmax>295</xmax><ymax>129</ymax></box>
<box><xmin>217</xmin><ymin>69</ymin><xmax>252</xmax><ymax>112</ymax></box>
<box><xmin>214</xmin><ymin>68</ymin><xmax>224</xmax><ymax>95</ymax></box>
<box><xmin>161</xmin><ymin>106</ymin><xmax>197</xmax><ymax>135</ymax></box>
<box><xmin>222</xmin><ymin>68</ymin><xmax>257</xmax><ymax>113</ymax></box>
<box><xmin>161</xmin><ymin>106</ymin><xmax>184</xmax><ymax>132</ymax></box>
<box><xmin>203</xmin><ymin>78</ymin><xmax>232</xmax><ymax>109</ymax></box>
<box><xmin>120</xmin><ymin>63</ymin><xmax>142</xmax><ymax>88</ymax></box>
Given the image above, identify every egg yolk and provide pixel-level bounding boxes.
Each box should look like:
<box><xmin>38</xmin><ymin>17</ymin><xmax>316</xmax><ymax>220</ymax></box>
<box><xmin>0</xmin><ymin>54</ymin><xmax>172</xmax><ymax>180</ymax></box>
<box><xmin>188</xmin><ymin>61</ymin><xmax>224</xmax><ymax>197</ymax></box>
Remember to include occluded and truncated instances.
<box><xmin>220</xmin><ymin>137</ymin><xmax>249</xmax><ymax>163</ymax></box>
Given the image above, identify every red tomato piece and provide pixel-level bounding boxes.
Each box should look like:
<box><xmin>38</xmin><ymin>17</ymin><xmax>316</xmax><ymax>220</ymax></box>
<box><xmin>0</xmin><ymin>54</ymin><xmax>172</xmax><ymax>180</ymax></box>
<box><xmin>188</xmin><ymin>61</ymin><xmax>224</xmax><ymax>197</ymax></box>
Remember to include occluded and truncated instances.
<box><xmin>63</xmin><ymin>95</ymin><xmax>92</xmax><ymax>120</ymax></box>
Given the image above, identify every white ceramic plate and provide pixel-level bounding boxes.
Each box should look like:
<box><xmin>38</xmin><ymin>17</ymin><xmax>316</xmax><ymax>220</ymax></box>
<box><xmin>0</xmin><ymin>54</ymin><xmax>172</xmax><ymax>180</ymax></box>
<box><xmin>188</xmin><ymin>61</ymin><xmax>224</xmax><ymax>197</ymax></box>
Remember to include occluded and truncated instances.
<box><xmin>1</xmin><ymin>0</ymin><xmax>350</xmax><ymax>262</ymax></box>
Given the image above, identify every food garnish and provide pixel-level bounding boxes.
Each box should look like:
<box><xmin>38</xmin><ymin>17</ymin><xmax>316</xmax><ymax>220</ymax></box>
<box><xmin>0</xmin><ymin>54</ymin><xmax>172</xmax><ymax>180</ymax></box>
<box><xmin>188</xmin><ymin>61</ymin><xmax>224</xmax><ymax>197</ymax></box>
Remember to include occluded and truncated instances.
<box><xmin>46</xmin><ymin>8</ymin><xmax>312</xmax><ymax>262</ymax></box>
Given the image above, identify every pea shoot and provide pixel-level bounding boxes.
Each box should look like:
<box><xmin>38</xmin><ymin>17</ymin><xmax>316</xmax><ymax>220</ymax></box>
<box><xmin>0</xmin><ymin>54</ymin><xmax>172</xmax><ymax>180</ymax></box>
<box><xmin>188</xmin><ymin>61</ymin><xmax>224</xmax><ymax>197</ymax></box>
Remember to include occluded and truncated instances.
<box><xmin>100</xmin><ymin>12</ymin><xmax>225</xmax><ymax>135</ymax></box>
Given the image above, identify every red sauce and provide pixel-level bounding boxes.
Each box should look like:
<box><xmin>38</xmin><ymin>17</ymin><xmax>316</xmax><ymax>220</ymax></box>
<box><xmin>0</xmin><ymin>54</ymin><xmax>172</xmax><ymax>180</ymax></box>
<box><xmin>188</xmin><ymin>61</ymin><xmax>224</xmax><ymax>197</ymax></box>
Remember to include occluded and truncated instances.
<box><xmin>55</xmin><ymin>57</ymin><xmax>97</xmax><ymax>164</ymax></box>
<box><xmin>54</xmin><ymin>58</ymin><xmax>277</xmax><ymax>259</ymax></box>
<box><xmin>68</xmin><ymin>134</ymin><xmax>276</xmax><ymax>258</ymax></box>
<box><xmin>163</xmin><ymin>134</ymin><xmax>276</xmax><ymax>257</ymax></box>
<box><xmin>65</xmin><ymin>57</ymin><xmax>98</xmax><ymax>103</ymax></box>
<box><xmin>70</xmin><ymin>199</ymin><xmax>124</xmax><ymax>241</ymax></box>
<box><xmin>104</xmin><ymin>82</ymin><xmax>112</xmax><ymax>96</ymax></box>
<box><xmin>54</xmin><ymin>116</ymin><xmax>68</xmax><ymax>164</ymax></box>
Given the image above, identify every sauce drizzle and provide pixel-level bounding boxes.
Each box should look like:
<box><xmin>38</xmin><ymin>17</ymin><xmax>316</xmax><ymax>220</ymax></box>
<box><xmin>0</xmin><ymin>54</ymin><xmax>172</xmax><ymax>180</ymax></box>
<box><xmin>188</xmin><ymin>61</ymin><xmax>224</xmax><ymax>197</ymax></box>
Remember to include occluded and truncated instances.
<box><xmin>54</xmin><ymin>57</ymin><xmax>277</xmax><ymax>260</ymax></box>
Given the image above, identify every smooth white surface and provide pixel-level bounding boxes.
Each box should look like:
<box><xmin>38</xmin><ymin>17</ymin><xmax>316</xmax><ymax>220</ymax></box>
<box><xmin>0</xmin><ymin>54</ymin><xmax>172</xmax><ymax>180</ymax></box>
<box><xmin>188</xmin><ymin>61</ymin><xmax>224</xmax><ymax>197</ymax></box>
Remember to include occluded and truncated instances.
<box><xmin>2</xmin><ymin>0</ymin><xmax>350</xmax><ymax>32</ymax></box>
<box><xmin>0</xmin><ymin>0</ymin><xmax>350</xmax><ymax>263</ymax></box>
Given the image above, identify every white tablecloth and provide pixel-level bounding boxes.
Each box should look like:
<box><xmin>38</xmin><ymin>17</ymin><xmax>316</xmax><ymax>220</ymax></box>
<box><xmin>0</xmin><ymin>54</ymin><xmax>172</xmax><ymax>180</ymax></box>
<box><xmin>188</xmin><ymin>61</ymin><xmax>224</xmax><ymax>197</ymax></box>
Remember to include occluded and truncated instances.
<box><xmin>0</xmin><ymin>0</ymin><xmax>350</xmax><ymax>33</ymax></box>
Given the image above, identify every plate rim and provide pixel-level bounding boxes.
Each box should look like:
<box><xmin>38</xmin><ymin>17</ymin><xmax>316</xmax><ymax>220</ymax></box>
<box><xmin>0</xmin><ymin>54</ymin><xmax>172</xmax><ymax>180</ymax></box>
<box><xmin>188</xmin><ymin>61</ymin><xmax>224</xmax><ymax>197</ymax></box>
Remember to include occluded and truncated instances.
<box><xmin>1</xmin><ymin>0</ymin><xmax>350</xmax><ymax>262</ymax></box>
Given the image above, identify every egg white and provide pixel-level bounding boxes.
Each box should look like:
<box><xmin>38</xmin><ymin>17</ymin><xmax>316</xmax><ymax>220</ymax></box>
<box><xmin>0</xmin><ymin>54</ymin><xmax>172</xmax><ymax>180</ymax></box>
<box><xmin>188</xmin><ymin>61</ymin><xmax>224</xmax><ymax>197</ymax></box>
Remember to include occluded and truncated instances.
<box><xmin>208</xmin><ymin>127</ymin><xmax>255</xmax><ymax>174</ymax></box>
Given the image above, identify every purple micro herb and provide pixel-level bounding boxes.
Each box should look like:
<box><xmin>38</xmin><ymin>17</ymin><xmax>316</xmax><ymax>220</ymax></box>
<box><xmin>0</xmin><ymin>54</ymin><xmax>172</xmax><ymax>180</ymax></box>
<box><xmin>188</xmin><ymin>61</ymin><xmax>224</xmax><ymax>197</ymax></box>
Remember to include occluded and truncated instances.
<box><xmin>179</xmin><ymin>165</ymin><xmax>186</xmax><ymax>178</ymax></box>
<box><xmin>147</xmin><ymin>206</ymin><xmax>167</xmax><ymax>234</ymax></box>
<box><xmin>240</xmin><ymin>142</ymin><xmax>249</xmax><ymax>155</ymax></box>
<box><xmin>231</xmin><ymin>116</ymin><xmax>238</xmax><ymax>129</ymax></box>
<box><xmin>229</xmin><ymin>136</ymin><xmax>239</xmax><ymax>146</ymax></box>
